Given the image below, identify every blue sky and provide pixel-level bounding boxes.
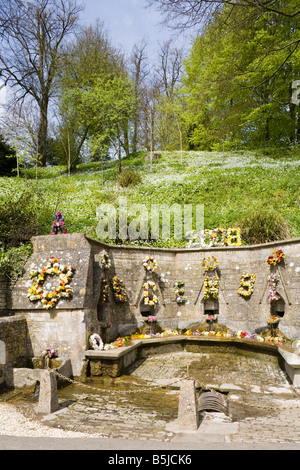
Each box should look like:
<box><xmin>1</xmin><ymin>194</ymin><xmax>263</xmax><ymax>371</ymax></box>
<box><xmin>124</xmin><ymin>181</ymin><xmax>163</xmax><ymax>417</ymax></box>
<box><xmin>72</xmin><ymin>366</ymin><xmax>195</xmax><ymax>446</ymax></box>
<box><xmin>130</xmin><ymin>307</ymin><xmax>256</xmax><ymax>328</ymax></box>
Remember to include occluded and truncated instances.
<box><xmin>79</xmin><ymin>0</ymin><xmax>190</xmax><ymax>60</ymax></box>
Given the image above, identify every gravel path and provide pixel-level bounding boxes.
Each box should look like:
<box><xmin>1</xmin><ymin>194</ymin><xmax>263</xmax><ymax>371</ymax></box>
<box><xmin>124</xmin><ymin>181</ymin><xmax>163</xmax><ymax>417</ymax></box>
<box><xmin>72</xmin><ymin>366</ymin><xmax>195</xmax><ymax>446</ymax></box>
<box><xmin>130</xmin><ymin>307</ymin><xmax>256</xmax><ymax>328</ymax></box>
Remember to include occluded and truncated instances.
<box><xmin>0</xmin><ymin>402</ymin><xmax>98</xmax><ymax>439</ymax></box>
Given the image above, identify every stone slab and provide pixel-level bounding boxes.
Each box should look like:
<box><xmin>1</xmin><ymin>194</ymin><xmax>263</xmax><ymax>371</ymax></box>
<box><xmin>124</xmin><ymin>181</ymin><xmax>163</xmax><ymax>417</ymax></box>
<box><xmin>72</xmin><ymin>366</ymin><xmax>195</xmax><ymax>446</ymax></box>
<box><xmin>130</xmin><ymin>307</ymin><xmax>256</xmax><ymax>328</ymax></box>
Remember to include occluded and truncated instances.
<box><xmin>177</xmin><ymin>379</ymin><xmax>199</xmax><ymax>431</ymax></box>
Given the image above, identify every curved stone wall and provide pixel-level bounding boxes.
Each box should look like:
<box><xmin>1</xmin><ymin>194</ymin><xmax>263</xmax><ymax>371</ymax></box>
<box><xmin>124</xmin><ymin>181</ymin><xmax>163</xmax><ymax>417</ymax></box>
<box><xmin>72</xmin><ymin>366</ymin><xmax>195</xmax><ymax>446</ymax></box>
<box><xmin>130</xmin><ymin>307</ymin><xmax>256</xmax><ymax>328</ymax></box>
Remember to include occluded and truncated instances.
<box><xmin>8</xmin><ymin>233</ymin><xmax>300</xmax><ymax>375</ymax></box>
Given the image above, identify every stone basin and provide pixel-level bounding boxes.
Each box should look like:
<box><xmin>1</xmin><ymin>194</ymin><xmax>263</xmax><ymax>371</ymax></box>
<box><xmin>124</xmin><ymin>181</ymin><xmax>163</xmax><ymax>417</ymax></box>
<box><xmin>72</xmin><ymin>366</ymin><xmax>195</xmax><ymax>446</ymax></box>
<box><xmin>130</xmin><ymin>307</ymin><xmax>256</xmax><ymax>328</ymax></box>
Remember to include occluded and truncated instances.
<box><xmin>85</xmin><ymin>335</ymin><xmax>279</xmax><ymax>377</ymax></box>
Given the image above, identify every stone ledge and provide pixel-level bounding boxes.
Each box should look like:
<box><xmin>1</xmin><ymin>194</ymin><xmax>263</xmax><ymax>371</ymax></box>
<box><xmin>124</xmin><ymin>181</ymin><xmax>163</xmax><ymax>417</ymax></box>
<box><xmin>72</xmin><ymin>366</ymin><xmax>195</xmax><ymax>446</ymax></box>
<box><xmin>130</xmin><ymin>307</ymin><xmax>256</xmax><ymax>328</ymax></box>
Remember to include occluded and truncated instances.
<box><xmin>278</xmin><ymin>346</ymin><xmax>300</xmax><ymax>387</ymax></box>
<box><xmin>84</xmin><ymin>335</ymin><xmax>278</xmax><ymax>361</ymax></box>
<box><xmin>85</xmin><ymin>340</ymin><xmax>142</xmax><ymax>360</ymax></box>
<box><xmin>278</xmin><ymin>347</ymin><xmax>300</xmax><ymax>367</ymax></box>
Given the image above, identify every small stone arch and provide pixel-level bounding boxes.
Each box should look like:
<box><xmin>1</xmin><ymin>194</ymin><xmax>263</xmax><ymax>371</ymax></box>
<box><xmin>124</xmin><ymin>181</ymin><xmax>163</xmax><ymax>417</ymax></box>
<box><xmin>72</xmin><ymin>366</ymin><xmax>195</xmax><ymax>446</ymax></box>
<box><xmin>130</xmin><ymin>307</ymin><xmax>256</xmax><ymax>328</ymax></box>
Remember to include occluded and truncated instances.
<box><xmin>270</xmin><ymin>296</ymin><xmax>285</xmax><ymax>318</ymax></box>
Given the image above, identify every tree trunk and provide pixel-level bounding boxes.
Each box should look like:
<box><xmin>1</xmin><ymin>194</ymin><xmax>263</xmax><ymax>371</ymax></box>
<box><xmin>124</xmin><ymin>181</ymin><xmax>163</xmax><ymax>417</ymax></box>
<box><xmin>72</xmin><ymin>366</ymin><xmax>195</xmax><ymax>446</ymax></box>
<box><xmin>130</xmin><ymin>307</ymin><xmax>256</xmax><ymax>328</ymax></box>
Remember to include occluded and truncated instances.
<box><xmin>289</xmin><ymin>83</ymin><xmax>297</xmax><ymax>145</ymax></box>
<box><xmin>264</xmin><ymin>116</ymin><xmax>270</xmax><ymax>145</ymax></box>
<box><xmin>38</xmin><ymin>98</ymin><xmax>48</xmax><ymax>166</ymax></box>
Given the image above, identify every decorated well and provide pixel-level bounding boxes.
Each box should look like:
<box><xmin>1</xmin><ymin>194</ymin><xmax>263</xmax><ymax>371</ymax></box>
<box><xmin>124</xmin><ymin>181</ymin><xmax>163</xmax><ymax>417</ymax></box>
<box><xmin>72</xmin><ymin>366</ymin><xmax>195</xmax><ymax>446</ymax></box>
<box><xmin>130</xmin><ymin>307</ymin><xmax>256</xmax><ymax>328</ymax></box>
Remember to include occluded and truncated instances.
<box><xmin>7</xmin><ymin>233</ymin><xmax>300</xmax><ymax>376</ymax></box>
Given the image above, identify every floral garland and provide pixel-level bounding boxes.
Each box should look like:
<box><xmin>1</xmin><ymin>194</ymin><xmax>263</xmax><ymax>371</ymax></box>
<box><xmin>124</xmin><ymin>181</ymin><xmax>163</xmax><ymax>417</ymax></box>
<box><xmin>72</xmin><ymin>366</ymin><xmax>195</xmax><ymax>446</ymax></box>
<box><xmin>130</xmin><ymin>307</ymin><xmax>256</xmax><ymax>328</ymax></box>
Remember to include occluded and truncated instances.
<box><xmin>174</xmin><ymin>280</ymin><xmax>188</xmax><ymax>304</ymax></box>
<box><xmin>143</xmin><ymin>281</ymin><xmax>158</xmax><ymax>306</ymax></box>
<box><xmin>28</xmin><ymin>257</ymin><xmax>75</xmax><ymax>310</ymax></box>
<box><xmin>100</xmin><ymin>250</ymin><xmax>111</xmax><ymax>270</ymax></box>
<box><xmin>111</xmin><ymin>276</ymin><xmax>127</xmax><ymax>303</ymax></box>
<box><xmin>267</xmin><ymin>249</ymin><xmax>285</xmax><ymax>266</ymax></box>
<box><xmin>237</xmin><ymin>273</ymin><xmax>256</xmax><ymax>298</ymax></box>
<box><xmin>268</xmin><ymin>274</ymin><xmax>281</xmax><ymax>302</ymax></box>
<box><xmin>204</xmin><ymin>275</ymin><xmax>219</xmax><ymax>300</ymax></box>
<box><xmin>100</xmin><ymin>278</ymin><xmax>109</xmax><ymax>304</ymax></box>
<box><xmin>142</xmin><ymin>255</ymin><xmax>158</xmax><ymax>272</ymax></box>
<box><xmin>201</xmin><ymin>256</ymin><xmax>219</xmax><ymax>272</ymax></box>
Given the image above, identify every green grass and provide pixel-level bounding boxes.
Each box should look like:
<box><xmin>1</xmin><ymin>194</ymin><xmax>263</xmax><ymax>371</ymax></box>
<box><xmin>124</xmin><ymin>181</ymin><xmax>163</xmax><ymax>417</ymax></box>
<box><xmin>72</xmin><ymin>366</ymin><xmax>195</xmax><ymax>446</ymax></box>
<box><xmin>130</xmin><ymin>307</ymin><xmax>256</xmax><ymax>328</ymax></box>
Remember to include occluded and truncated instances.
<box><xmin>1</xmin><ymin>150</ymin><xmax>300</xmax><ymax>247</ymax></box>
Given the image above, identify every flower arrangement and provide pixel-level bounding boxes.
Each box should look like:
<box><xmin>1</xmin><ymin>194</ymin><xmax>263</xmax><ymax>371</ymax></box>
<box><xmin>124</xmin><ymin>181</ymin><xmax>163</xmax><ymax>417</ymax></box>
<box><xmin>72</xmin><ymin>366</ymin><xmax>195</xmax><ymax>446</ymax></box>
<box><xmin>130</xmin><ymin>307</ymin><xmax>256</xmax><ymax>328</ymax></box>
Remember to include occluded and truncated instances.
<box><xmin>225</xmin><ymin>228</ymin><xmax>242</xmax><ymax>247</ymax></box>
<box><xmin>46</xmin><ymin>347</ymin><xmax>57</xmax><ymax>359</ymax></box>
<box><xmin>186</xmin><ymin>228</ymin><xmax>242</xmax><ymax>248</ymax></box>
<box><xmin>28</xmin><ymin>257</ymin><xmax>75</xmax><ymax>310</ymax></box>
<box><xmin>111</xmin><ymin>276</ymin><xmax>128</xmax><ymax>303</ymax></box>
<box><xmin>237</xmin><ymin>273</ymin><xmax>256</xmax><ymax>298</ymax></box>
<box><xmin>267</xmin><ymin>249</ymin><xmax>285</xmax><ymax>265</ymax></box>
<box><xmin>268</xmin><ymin>316</ymin><xmax>280</xmax><ymax>325</ymax></box>
<box><xmin>206</xmin><ymin>314</ymin><xmax>218</xmax><ymax>322</ymax></box>
<box><xmin>148</xmin><ymin>315</ymin><xmax>156</xmax><ymax>323</ymax></box>
<box><xmin>143</xmin><ymin>281</ymin><xmax>158</xmax><ymax>306</ymax></box>
<box><xmin>201</xmin><ymin>256</ymin><xmax>219</xmax><ymax>272</ymax></box>
<box><xmin>100</xmin><ymin>278</ymin><xmax>109</xmax><ymax>303</ymax></box>
<box><xmin>142</xmin><ymin>255</ymin><xmax>158</xmax><ymax>272</ymax></box>
<box><xmin>100</xmin><ymin>250</ymin><xmax>111</xmax><ymax>270</ymax></box>
<box><xmin>174</xmin><ymin>280</ymin><xmax>188</xmax><ymax>304</ymax></box>
<box><xmin>204</xmin><ymin>275</ymin><xmax>219</xmax><ymax>300</ymax></box>
<box><xmin>104</xmin><ymin>328</ymin><xmax>287</xmax><ymax>349</ymax></box>
<box><xmin>89</xmin><ymin>333</ymin><xmax>104</xmax><ymax>351</ymax></box>
<box><xmin>103</xmin><ymin>336</ymin><xmax>129</xmax><ymax>350</ymax></box>
<box><xmin>268</xmin><ymin>274</ymin><xmax>281</xmax><ymax>301</ymax></box>
<box><xmin>50</xmin><ymin>211</ymin><xmax>67</xmax><ymax>235</ymax></box>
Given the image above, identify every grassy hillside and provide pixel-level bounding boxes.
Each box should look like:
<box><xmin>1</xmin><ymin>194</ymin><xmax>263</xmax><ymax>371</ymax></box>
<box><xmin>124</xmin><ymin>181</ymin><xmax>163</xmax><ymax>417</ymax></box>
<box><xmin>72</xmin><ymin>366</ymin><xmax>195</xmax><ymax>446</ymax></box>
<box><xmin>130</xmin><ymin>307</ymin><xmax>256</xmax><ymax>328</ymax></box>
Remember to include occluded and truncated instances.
<box><xmin>1</xmin><ymin>150</ymin><xmax>300</xmax><ymax>249</ymax></box>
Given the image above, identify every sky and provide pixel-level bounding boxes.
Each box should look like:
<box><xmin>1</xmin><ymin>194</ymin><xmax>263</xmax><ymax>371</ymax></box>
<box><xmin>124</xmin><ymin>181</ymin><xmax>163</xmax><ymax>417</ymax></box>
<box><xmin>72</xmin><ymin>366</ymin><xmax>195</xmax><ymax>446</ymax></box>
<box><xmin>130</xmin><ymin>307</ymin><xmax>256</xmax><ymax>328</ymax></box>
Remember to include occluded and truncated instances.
<box><xmin>78</xmin><ymin>0</ymin><xmax>192</xmax><ymax>61</ymax></box>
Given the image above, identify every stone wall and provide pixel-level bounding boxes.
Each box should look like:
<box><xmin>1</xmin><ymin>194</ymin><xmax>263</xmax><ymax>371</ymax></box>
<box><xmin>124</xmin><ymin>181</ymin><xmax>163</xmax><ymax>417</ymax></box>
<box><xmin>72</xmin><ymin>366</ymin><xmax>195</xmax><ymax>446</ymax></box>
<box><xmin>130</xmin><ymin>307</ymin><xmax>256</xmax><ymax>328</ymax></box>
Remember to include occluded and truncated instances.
<box><xmin>96</xmin><ymin>237</ymin><xmax>300</xmax><ymax>340</ymax></box>
<box><xmin>0</xmin><ymin>315</ymin><xmax>31</xmax><ymax>388</ymax></box>
<box><xmin>8</xmin><ymin>233</ymin><xmax>300</xmax><ymax>377</ymax></box>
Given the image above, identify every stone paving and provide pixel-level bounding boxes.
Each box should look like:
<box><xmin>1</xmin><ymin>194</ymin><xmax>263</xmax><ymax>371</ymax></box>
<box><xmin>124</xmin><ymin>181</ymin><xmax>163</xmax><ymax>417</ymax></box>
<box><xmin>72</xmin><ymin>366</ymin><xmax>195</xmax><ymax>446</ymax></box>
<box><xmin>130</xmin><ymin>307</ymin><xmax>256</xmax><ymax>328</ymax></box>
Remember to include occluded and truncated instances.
<box><xmin>1</xmin><ymin>350</ymin><xmax>300</xmax><ymax>448</ymax></box>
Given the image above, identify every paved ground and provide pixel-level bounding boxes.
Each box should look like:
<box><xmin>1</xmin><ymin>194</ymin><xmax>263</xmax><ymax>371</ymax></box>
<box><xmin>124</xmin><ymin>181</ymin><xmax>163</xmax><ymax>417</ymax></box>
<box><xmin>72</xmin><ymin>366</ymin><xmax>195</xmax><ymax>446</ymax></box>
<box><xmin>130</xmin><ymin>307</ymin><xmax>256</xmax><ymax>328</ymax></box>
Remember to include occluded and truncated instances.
<box><xmin>1</xmin><ymin>351</ymin><xmax>300</xmax><ymax>451</ymax></box>
<box><xmin>0</xmin><ymin>435</ymin><xmax>299</xmax><ymax>451</ymax></box>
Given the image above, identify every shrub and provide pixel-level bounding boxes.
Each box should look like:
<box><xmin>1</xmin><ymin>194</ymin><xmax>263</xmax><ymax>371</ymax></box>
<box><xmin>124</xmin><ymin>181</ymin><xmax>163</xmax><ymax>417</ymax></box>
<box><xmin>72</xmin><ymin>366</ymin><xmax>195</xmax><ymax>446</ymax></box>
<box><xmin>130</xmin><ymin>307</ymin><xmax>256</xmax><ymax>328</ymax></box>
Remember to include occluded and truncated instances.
<box><xmin>0</xmin><ymin>244</ymin><xmax>33</xmax><ymax>281</ymax></box>
<box><xmin>0</xmin><ymin>193</ymin><xmax>41</xmax><ymax>250</ymax></box>
<box><xmin>117</xmin><ymin>170</ymin><xmax>142</xmax><ymax>188</ymax></box>
<box><xmin>237</xmin><ymin>208</ymin><xmax>291</xmax><ymax>245</ymax></box>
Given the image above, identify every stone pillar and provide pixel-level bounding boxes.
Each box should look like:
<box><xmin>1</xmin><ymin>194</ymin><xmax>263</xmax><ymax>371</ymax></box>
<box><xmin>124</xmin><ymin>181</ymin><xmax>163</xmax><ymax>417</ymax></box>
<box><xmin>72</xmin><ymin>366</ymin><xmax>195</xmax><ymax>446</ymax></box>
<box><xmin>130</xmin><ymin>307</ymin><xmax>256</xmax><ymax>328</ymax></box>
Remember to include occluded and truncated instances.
<box><xmin>177</xmin><ymin>379</ymin><xmax>199</xmax><ymax>431</ymax></box>
<box><xmin>36</xmin><ymin>370</ymin><xmax>59</xmax><ymax>414</ymax></box>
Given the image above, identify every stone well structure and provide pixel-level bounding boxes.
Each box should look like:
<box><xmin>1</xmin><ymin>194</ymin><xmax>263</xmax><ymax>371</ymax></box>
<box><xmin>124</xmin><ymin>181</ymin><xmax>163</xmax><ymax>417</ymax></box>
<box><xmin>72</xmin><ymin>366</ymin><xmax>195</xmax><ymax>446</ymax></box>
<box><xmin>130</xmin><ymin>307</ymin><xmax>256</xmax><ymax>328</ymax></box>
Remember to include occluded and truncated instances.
<box><xmin>2</xmin><ymin>233</ymin><xmax>300</xmax><ymax>377</ymax></box>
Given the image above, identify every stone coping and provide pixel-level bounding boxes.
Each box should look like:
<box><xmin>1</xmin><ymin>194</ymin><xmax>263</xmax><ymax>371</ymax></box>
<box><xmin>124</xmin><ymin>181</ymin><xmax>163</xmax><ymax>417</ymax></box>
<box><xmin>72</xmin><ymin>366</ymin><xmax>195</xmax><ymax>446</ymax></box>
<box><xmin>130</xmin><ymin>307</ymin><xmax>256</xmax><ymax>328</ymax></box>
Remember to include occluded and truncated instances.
<box><xmin>278</xmin><ymin>347</ymin><xmax>300</xmax><ymax>368</ymax></box>
<box><xmin>31</xmin><ymin>233</ymin><xmax>300</xmax><ymax>254</ymax></box>
<box><xmin>84</xmin><ymin>335</ymin><xmax>279</xmax><ymax>361</ymax></box>
<box><xmin>85</xmin><ymin>234</ymin><xmax>300</xmax><ymax>253</ymax></box>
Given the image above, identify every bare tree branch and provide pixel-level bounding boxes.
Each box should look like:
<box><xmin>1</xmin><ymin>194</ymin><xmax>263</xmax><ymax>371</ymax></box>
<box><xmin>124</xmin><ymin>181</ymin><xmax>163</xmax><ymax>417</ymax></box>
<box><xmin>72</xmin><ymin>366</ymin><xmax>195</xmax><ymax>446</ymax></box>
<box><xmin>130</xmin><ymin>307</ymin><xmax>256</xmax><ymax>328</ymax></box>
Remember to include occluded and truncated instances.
<box><xmin>0</xmin><ymin>0</ymin><xmax>83</xmax><ymax>165</ymax></box>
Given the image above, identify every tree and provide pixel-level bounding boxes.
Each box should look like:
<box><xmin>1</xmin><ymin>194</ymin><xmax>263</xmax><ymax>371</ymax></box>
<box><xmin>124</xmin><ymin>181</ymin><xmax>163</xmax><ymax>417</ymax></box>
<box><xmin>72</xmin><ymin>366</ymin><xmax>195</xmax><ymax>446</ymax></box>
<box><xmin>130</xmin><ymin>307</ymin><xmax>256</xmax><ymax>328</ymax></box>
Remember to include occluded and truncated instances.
<box><xmin>0</xmin><ymin>136</ymin><xmax>16</xmax><ymax>177</ymax></box>
<box><xmin>147</xmin><ymin>0</ymin><xmax>300</xmax><ymax>30</ymax></box>
<box><xmin>182</xmin><ymin>3</ymin><xmax>300</xmax><ymax>149</ymax></box>
<box><xmin>0</xmin><ymin>0</ymin><xmax>82</xmax><ymax>166</ymax></box>
<box><xmin>1</xmin><ymin>101</ymin><xmax>42</xmax><ymax>177</ymax></box>
<box><xmin>80</xmin><ymin>75</ymin><xmax>134</xmax><ymax>173</ymax></box>
<box><xmin>148</xmin><ymin>0</ymin><xmax>300</xmax><ymax>85</ymax></box>
<box><xmin>56</xmin><ymin>23</ymin><xmax>131</xmax><ymax>172</ymax></box>
<box><xmin>129</xmin><ymin>41</ymin><xmax>150</xmax><ymax>153</ymax></box>
<box><xmin>155</xmin><ymin>41</ymin><xmax>186</xmax><ymax>151</ymax></box>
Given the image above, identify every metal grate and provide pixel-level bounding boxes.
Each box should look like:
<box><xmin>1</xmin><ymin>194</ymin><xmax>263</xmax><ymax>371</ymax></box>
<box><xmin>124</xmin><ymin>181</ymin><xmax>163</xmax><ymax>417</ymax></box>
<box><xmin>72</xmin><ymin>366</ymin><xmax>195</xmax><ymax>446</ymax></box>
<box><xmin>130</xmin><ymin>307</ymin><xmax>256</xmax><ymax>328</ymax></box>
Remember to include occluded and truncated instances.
<box><xmin>199</xmin><ymin>390</ymin><xmax>228</xmax><ymax>414</ymax></box>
